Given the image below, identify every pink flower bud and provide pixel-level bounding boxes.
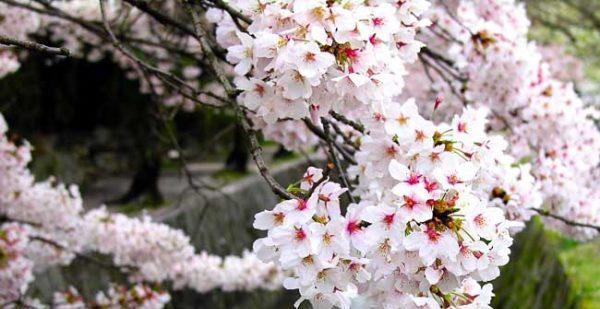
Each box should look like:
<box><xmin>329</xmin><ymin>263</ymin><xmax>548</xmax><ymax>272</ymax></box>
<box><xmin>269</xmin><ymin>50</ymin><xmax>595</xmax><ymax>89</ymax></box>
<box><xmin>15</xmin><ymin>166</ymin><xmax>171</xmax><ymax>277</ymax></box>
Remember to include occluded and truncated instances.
<box><xmin>434</xmin><ymin>94</ymin><xmax>444</xmax><ymax>110</ymax></box>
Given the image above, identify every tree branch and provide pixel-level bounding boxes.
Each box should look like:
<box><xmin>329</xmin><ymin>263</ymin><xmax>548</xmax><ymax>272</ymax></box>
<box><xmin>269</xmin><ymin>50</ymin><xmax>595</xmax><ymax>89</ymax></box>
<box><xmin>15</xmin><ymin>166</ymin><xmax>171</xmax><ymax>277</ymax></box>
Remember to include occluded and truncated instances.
<box><xmin>306</xmin><ymin>162</ymin><xmax>333</xmax><ymax>197</ymax></box>
<box><xmin>329</xmin><ymin>110</ymin><xmax>365</xmax><ymax>134</ymax></box>
<box><xmin>303</xmin><ymin>118</ymin><xmax>357</xmax><ymax>164</ymax></box>
<box><xmin>122</xmin><ymin>0</ymin><xmax>226</xmax><ymax>56</ymax></box>
<box><xmin>182</xmin><ymin>1</ymin><xmax>295</xmax><ymax>200</ymax></box>
<box><xmin>99</xmin><ymin>0</ymin><xmax>225</xmax><ymax>108</ymax></box>
<box><xmin>328</xmin><ymin>119</ymin><xmax>359</xmax><ymax>151</ymax></box>
<box><xmin>0</xmin><ymin>34</ymin><xmax>70</xmax><ymax>56</ymax></box>
<box><xmin>322</xmin><ymin>119</ymin><xmax>356</xmax><ymax>204</ymax></box>
<box><xmin>203</xmin><ymin>0</ymin><xmax>251</xmax><ymax>24</ymax></box>
<box><xmin>529</xmin><ymin>208</ymin><xmax>600</xmax><ymax>232</ymax></box>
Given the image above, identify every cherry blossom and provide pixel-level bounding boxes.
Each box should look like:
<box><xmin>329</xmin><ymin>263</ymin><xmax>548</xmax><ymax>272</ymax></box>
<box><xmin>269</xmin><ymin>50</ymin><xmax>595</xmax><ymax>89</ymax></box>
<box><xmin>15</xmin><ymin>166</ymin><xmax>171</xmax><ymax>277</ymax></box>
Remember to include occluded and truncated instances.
<box><xmin>253</xmin><ymin>99</ymin><xmax>536</xmax><ymax>308</ymax></box>
<box><xmin>212</xmin><ymin>0</ymin><xmax>431</xmax><ymax>122</ymax></box>
<box><xmin>420</xmin><ymin>0</ymin><xmax>600</xmax><ymax>239</ymax></box>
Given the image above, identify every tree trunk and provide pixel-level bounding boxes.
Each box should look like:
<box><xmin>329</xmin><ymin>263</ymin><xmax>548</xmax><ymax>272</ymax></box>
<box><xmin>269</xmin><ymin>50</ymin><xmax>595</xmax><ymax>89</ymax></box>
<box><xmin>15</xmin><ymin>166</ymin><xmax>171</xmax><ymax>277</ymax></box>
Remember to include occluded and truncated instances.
<box><xmin>225</xmin><ymin>124</ymin><xmax>249</xmax><ymax>172</ymax></box>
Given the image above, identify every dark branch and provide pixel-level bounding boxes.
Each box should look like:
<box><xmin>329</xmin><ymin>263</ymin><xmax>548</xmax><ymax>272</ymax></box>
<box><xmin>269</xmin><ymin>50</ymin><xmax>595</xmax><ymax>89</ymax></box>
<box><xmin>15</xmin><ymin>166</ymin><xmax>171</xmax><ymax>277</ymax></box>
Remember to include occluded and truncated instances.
<box><xmin>303</xmin><ymin>118</ymin><xmax>357</xmax><ymax>164</ymax></box>
<box><xmin>322</xmin><ymin>119</ymin><xmax>356</xmax><ymax>204</ymax></box>
<box><xmin>0</xmin><ymin>34</ymin><xmax>70</xmax><ymax>56</ymax></box>
<box><xmin>123</xmin><ymin>0</ymin><xmax>226</xmax><ymax>56</ymax></box>
<box><xmin>306</xmin><ymin>162</ymin><xmax>333</xmax><ymax>197</ymax></box>
<box><xmin>182</xmin><ymin>1</ymin><xmax>295</xmax><ymax>200</ymax></box>
<box><xmin>329</xmin><ymin>110</ymin><xmax>365</xmax><ymax>133</ymax></box>
<box><xmin>122</xmin><ymin>0</ymin><xmax>196</xmax><ymax>37</ymax></box>
<box><xmin>99</xmin><ymin>0</ymin><xmax>225</xmax><ymax>108</ymax></box>
<box><xmin>204</xmin><ymin>0</ymin><xmax>251</xmax><ymax>24</ymax></box>
<box><xmin>530</xmin><ymin>208</ymin><xmax>600</xmax><ymax>232</ymax></box>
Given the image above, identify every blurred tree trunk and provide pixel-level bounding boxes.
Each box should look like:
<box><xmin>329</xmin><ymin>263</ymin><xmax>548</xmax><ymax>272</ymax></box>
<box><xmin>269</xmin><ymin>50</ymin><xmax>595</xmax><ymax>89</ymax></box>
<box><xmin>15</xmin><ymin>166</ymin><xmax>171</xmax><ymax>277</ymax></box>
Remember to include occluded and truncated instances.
<box><xmin>110</xmin><ymin>150</ymin><xmax>162</xmax><ymax>204</ymax></box>
<box><xmin>108</xmin><ymin>99</ymin><xmax>164</xmax><ymax>205</ymax></box>
<box><xmin>225</xmin><ymin>124</ymin><xmax>249</xmax><ymax>172</ymax></box>
<box><xmin>273</xmin><ymin>145</ymin><xmax>292</xmax><ymax>159</ymax></box>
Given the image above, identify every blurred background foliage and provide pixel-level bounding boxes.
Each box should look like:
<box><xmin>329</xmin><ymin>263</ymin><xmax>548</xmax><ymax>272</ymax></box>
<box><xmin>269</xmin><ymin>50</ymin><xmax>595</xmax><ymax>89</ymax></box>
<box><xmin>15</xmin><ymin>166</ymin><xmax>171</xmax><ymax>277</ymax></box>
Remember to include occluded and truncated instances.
<box><xmin>491</xmin><ymin>219</ymin><xmax>599</xmax><ymax>309</ymax></box>
<box><xmin>0</xmin><ymin>51</ymin><xmax>240</xmax><ymax>205</ymax></box>
<box><xmin>524</xmin><ymin>0</ymin><xmax>600</xmax><ymax>91</ymax></box>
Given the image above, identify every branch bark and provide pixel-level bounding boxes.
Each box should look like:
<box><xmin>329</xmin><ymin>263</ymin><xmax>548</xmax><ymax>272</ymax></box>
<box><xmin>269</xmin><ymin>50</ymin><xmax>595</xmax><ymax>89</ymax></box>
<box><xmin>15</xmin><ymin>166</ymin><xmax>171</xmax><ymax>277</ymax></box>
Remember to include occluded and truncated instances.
<box><xmin>100</xmin><ymin>0</ymin><xmax>226</xmax><ymax>108</ymax></box>
<box><xmin>529</xmin><ymin>208</ymin><xmax>600</xmax><ymax>232</ymax></box>
<box><xmin>0</xmin><ymin>34</ymin><xmax>70</xmax><ymax>56</ymax></box>
<box><xmin>329</xmin><ymin>110</ymin><xmax>365</xmax><ymax>134</ymax></box>
<box><xmin>203</xmin><ymin>0</ymin><xmax>251</xmax><ymax>24</ymax></box>
<box><xmin>122</xmin><ymin>0</ymin><xmax>226</xmax><ymax>56</ymax></box>
<box><xmin>322</xmin><ymin>119</ymin><xmax>356</xmax><ymax>204</ymax></box>
<box><xmin>181</xmin><ymin>1</ymin><xmax>295</xmax><ymax>200</ymax></box>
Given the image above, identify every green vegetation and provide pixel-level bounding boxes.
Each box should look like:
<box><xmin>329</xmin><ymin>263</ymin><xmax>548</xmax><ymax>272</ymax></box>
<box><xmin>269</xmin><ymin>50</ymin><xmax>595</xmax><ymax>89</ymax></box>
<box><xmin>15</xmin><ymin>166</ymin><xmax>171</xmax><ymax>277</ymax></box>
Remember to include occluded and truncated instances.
<box><xmin>559</xmin><ymin>239</ymin><xmax>600</xmax><ymax>309</ymax></box>
<box><xmin>211</xmin><ymin>169</ymin><xmax>249</xmax><ymax>183</ymax></box>
<box><xmin>526</xmin><ymin>0</ymin><xmax>600</xmax><ymax>89</ymax></box>
<box><xmin>272</xmin><ymin>151</ymin><xmax>301</xmax><ymax>165</ymax></box>
<box><xmin>491</xmin><ymin>218</ymin><xmax>599</xmax><ymax>309</ymax></box>
<box><xmin>115</xmin><ymin>197</ymin><xmax>167</xmax><ymax>214</ymax></box>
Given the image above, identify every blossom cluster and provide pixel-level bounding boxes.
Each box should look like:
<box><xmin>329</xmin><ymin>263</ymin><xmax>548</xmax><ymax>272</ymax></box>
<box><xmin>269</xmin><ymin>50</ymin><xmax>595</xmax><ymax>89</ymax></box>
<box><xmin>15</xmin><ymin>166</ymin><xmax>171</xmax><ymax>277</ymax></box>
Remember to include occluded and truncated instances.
<box><xmin>217</xmin><ymin>0</ymin><xmax>430</xmax><ymax>124</ymax></box>
<box><xmin>0</xmin><ymin>0</ymin><xmax>598</xmax><ymax>307</ymax></box>
<box><xmin>254</xmin><ymin>99</ymin><xmax>536</xmax><ymax>308</ymax></box>
<box><xmin>83</xmin><ymin>207</ymin><xmax>283</xmax><ymax>293</ymax></box>
<box><xmin>0</xmin><ymin>2</ymin><xmax>40</xmax><ymax>78</ymax></box>
<box><xmin>538</xmin><ymin>45</ymin><xmax>585</xmax><ymax>84</ymax></box>
<box><xmin>422</xmin><ymin>0</ymin><xmax>600</xmax><ymax>238</ymax></box>
<box><xmin>0</xmin><ymin>223</ymin><xmax>33</xmax><ymax>304</ymax></box>
<box><xmin>0</xmin><ymin>114</ymin><xmax>84</xmax><ymax>270</ymax></box>
<box><xmin>53</xmin><ymin>284</ymin><xmax>170</xmax><ymax>309</ymax></box>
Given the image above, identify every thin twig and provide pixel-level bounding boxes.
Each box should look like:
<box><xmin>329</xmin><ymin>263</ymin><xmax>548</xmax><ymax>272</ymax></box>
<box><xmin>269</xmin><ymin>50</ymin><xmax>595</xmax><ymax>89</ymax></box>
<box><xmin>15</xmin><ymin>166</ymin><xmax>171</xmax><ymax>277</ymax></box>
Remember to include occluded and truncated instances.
<box><xmin>0</xmin><ymin>0</ymin><xmax>202</xmax><ymax>62</ymax></box>
<box><xmin>421</xmin><ymin>47</ymin><xmax>462</xmax><ymax>77</ymax></box>
<box><xmin>438</xmin><ymin>0</ymin><xmax>473</xmax><ymax>35</ymax></box>
<box><xmin>306</xmin><ymin>162</ymin><xmax>333</xmax><ymax>197</ymax></box>
<box><xmin>158</xmin><ymin>114</ymin><xmax>238</xmax><ymax>224</ymax></box>
<box><xmin>303</xmin><ymin>118</ymin><xmax>357</xmax><ymax>164</ymax></box>
<box><xmin>529</xmin><ymin>208</ymin><xmax>600</xmax><ymax>232</ymax></box>
<box><xmin>239</xmin><ymin>111</ymin><xmax>296</xmax><ymax>200</ymax></box>
<box><xmin>322</xmin><ymin>119</ymin><xmax>356</xmax><ymax>204</ymax></box>
<box><xmin>123</xmin><ymin>0</ymin><xmax>226</xmax><ymax>56</ymax></box>
<box><xmin>329</xmin><ymin>119</ymin><xmax>359</xmax><ymax>151</ymax></box>
<box><xmin>206</xmin><ymin>0</ymin><xmax>251</xmax><ymax>24</ymax></box>
<box><xmin>0</xmin><ymin>34</ymin><xmax>70</xmax><ymax>56</ymax></box>
<box><xmin>429</xmin><ymin>21</ymin><xmax>463</xmax><ymax>45</ymax></box>
<box><xmin>329</xmin><ymin>110</ymin><xmax>365</xmax><ymax>133</ymax></box>
<box><xmin>420</xmin><ymin>55</ymin><xmax>469</xmax><ymax>106</ymax></box>
<box><xmin>0</xmin><ymin>215</ymin><xmax>42</xmax><ymax>227</ymax></box>
<box><xmin>421</xmin><ymin>47</ymin><xmax>465</xmax><ymax>81</ymax></box>
<box><xmin>122</xmin><ymin>0</ymin><xmax>198</xmax><ymax>38</ymax></box>
<box><xmin>183</xmin><ymin>1</ymin><xmax>295</xmax><ymax>200</ymax></box>
<box><xmin>100</xmin><ymin>0</ymin><xmax>225</xmax><ymax>108</ymax></box>
<box><xmin>298</xmin><ymin>148</ymin><xmax>317</xmax><ymax>166</ymax></box>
